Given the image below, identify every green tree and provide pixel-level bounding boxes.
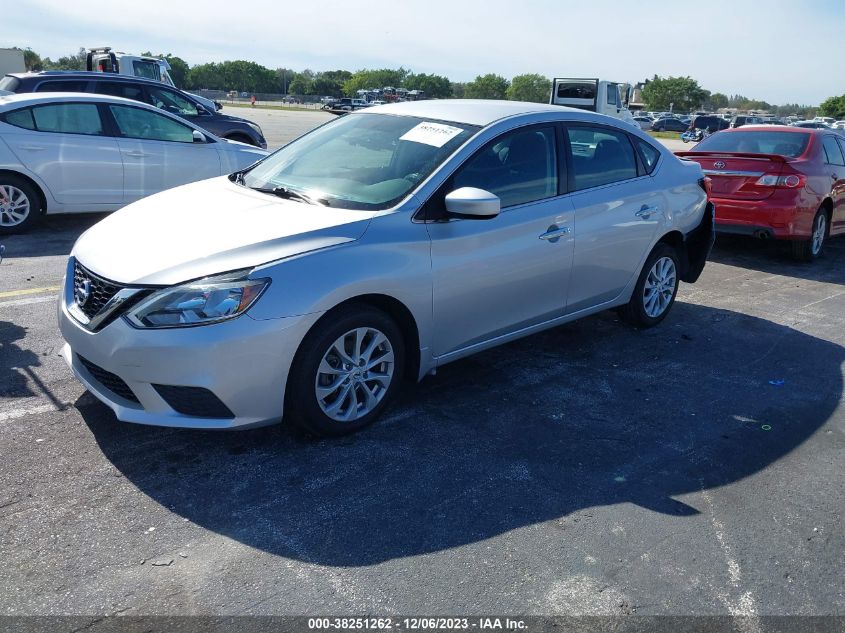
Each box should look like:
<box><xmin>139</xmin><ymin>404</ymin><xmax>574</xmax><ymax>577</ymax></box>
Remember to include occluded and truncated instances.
<box><xmin>44</xmin><ymin>47</ymin><xmax>87</xmax><ymax>71</ymax></box>
<box><xmin>15</xmin><ymin>47</ymin><xmax>43</xmax><ymax>71</ymax></box>
<box><xmin>464</xmin><ymin>74</ymin><xmax>509</xmax><ymax>100</ymax></box>
<box><xmin>709</xmin><ymin>92</ymin><xmax>728</xmax><ymax>110</ymax></box>
<box><xmin>288</xmin><ymin>72</ymin><xmax>313</xmax><ymax>95</ymax></box>
<box><xmin>506</xmin><ymin>73</ymin><xmax>551</xmax><ymax>103</ymax></box>
<box><xmin>641</xmin><ymin>76</ymin><xmax>709</xmax><ymax>112</ymax></box>
<box><xmin>450</xmin><ymin>82</ymin><xmax>466</xmax><ymax>99</ymax></box>
<box><xmin>819</xmin><ymin>95</ymin><xmax>845</xmax><ymax>120</ymax></box>
<box><xmin>404</xmin><ymin>72</ymin><xmax>452</xmax><ymax>98</ymax></box>
<box><xmin>343</xmin><ymin>68</ymin><xmax>409</xmax><ymax>96</ymax></box>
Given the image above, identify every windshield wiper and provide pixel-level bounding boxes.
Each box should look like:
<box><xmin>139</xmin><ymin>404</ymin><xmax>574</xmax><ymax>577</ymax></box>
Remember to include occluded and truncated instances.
<box><xmin>249</xmin><ymin>185</ymin><xmax>326</xmax><ymax>206</ymax></box>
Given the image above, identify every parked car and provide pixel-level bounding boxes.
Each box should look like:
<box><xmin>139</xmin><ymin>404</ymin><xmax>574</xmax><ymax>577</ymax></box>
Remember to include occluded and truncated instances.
<box><xmin>0</xmin><ymin>72</ymin><xmax>267</xmax><ymax>148</ymax></box>
<box><xmin>833</xmin><ymin>121</ymin><xmax>845</xmax><ymax>130</ymax></box>
<box><xmin>792</xmin><ymin>120</ymin><xmax>831</xmax><ymax>129</ymax></box>
<box><xmin>731</xmin><ymin>116</ymin><xmax>762</xmax><ymax>128</ymax></box>
<box><xmin>633</xmin><ymin>116</ymin><xmax>653</xmax><ymax>130</ymax></box>
<box><xmin>689</xmin><ymin>115</ymin><xmax>731</xmax><ymax>133</ymax></box>
<box><xmin>652</xmin><ymin>118</ymin><xmax>688</xmax><ymax>132</ymax></box>
<box><xmin>677</xmin><ymin>126</ymin><xmax>845</xmax><ymax>260</ymax></box>
<box><xmin>58</xmin><ymin>100</ymin><xmax>713</xmax><ymax>436</ymax></box>
<box><xmin>0</xmin><ymin>93</ymin><xmax>268</xmax><ymax>233</ymax></box>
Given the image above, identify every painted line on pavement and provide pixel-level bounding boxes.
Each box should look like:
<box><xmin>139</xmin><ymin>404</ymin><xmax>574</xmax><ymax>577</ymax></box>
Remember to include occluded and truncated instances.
<box><xmin>0</xmin><ymin>285</ymin><xmax>61</xmax><ymax>299</ymax></box>
<box><xmin>0</xmin><ymin>295</ymin><xmax>58</xmax><ymax>309</ymax></box>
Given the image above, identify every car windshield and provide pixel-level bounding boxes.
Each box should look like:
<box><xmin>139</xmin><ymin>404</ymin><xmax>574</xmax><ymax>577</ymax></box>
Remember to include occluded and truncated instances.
<box><xmin>241</xmin><ymin>113</ymin><xmax>478</xmax><ymax>210</ymax></box>
<box><xmin>694</xmin><ymin>131</ymin><xmax>811</xmax><ymax>157</ymax></box>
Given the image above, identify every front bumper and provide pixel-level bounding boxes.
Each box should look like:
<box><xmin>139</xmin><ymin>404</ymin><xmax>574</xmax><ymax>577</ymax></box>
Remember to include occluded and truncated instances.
<box><xmin>712</xmin><ymin>195</ymin><xmax>814</xmax><ymax>240</ymax></box>
<box><xmin>59</xmin><ymin>290</ymin><xmax>321</xmax><ymax>429</ymax></box>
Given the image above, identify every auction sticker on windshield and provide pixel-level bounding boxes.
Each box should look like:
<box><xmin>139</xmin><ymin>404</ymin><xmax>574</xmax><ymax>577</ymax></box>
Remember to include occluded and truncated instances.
<box><xmin>400</xmin><ymin>121</ymin><xmax>465</xmax><ymax>147</ymax></box>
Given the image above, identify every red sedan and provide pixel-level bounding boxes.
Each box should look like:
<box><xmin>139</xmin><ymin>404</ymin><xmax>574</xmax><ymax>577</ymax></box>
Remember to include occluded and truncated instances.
<box><xmin>676</xmin><ymin>126</ymin><xmax>844</xmax><ymax>261</ymax></box>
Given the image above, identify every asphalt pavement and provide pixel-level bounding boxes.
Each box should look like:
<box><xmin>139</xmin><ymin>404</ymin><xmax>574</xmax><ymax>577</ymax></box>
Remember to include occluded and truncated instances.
<box><xmin>1</xmin><ymin>208</ymin><xmax>843</xmax><ymax>617</ymax></box>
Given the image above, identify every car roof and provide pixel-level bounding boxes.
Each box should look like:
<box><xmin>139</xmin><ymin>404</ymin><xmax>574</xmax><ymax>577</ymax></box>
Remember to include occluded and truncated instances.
<box><xmin>0</xmin><ymin>91</ymin><xmax>149</xmax><ymax>110</ymax></box>
<box><xmin>361</xmin><ymin>99</ymin><xmax>588</xmax><ymax>127</ymax></box>
<box><xmin>7</xmin><ymin>71</ymin><xmax>170</xmax><ymax>88</ymax></box>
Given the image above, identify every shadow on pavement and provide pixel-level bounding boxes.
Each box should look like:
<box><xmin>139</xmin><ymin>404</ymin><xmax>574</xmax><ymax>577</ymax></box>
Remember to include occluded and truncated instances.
<box><xmin>709</xmin><ymin>234</ymin><xmax>845</xmax><ymax>284</ymax></box>
<box><xmin>0</xmin><ymin>321</ymin><xmax>42</xmax><ymax>398</ymax></box>
<box><xmin>79</xmin><ymin>302</ymin><xmax>843</xmax><ymax>566</ymax></box>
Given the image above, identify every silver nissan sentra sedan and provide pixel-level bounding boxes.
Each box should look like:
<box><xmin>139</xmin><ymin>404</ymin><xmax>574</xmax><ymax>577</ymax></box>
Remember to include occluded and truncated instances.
<box><xmin>58</xmin><ymin>100</ymin><xmax>714</xmax><ymax>436</ymax></box>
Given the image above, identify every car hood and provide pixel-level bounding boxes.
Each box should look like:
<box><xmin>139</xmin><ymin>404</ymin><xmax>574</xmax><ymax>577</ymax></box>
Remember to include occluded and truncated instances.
<box><xmin>72</xmin><ymin>177</ymin><xmax>379</xmax><ymax>286</ymax></box>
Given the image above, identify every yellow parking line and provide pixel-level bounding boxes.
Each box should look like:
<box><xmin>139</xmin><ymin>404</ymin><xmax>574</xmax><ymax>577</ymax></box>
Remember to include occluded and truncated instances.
<box><xmin>0</xmin><ymin>285</ymin><xmax>61</xmax><ymax>299</ymax></box>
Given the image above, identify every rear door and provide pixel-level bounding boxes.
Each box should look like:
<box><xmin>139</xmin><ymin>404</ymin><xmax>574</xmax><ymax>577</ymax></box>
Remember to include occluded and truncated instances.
<box><xmin>105</xmin><ymin>104</ymin><xmax>220</xmax><ymax>203</ymax></box>
<box><xmin>564</xmin><ymin>125</ymin><xmax>662</xmax><ymax>313</ymax></box>
<box><xmin>2</xmin><ymin>102</ymin><xmax>122</xmax><ymax>205</ymax></box>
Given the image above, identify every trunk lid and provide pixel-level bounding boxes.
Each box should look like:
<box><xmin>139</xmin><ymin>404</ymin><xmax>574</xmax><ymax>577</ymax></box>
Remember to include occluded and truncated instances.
<box><xmin>675</xmin><ymin>152</ymin><xmax>787</xmax><ymax>201</ymax></box>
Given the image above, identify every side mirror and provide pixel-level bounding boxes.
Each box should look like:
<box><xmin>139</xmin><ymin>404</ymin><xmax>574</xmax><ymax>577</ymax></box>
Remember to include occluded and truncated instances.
<box><xmin>192</xmin><ymin>130</ymin><xmax>208</xmax><ymax>143</ymax></box>
<box><xmin>214</xmin><ymin>101</ymin><xmax>223</xmax><ymax>111</ymax></box>
<box><xmin>444</xmin><ymin>187</ymin><xmax>501</xmax><ymax>219</ymax></box>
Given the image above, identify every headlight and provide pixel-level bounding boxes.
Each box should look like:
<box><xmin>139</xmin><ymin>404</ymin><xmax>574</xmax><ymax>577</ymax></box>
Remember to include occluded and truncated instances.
<box><xmin>125</xmin><ymin>272</ymin><xmax>269</xmax><ymax>329</ymax></box>
<box><xmin>246</xmin><ymin>122</ymin><xmax>264</xmax><ymax>137</ymax></box>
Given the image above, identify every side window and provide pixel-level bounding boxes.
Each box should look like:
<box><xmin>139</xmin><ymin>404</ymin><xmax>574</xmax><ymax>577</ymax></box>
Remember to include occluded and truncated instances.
<box><xmin>567</xmin><ymin>126</ymin><xmax>639</xmax><ymax>190</ymax></box>
<box><xmin>146</xmin><ymin>87</ymin><xmax>198</xmax><ymax>117</ymax></box>
<box><xmin>635</xmin><ymin>138</ymin><xmax>660</xmax><ymax>174</ymax></box>
<box><xmin>452</xmin><ymin>126</ymin><xmax>558</xmax><ymax>208</ymax></box>
<box><xmin>822</xmin><ymin>136</ymin><xmax>845</xmax><ymax>166</ymax></box>
<box><xmin>35</xmin><ymin>80</ymin><xmax>89</xmax><ymax>92</ymax></box>
<box><xmin>607</xmin><ymin>84</ymin><xmax>618</xmax><ymax>106</ymax></box>
<box><xmin>31</xmin><ymin>104</ymin><xmax>103</xmax><ymax>135</ymax></box>
<box><xmin>109</xmin><ymin>105</ymin><xmax>194</xmax><ymax>143</ymax></box>
<box><xmin>97</xmin><ymin>82</ymin><xmax>145</xmax><ymax>103</ymax></box>
<box><xmin>3</xmin><ymin>108</ymin><xmax>36</xmax><ymax>130</ymax></box>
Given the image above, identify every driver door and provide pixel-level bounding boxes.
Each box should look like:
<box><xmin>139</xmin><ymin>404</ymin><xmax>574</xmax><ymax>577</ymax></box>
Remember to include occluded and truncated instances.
<box><xmin>106</xmin><ymin>104</ymin><xmax>221</xmax><ymax>202</ymax></box>
<box><xmin>425</xmin><ymin>125</ymin><xmax>574</xmax><ymax>358</ymax></box>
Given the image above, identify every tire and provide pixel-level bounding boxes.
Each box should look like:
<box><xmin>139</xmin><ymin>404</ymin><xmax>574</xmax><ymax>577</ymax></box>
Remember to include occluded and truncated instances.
<box><xmin>0</xmin><ymin>175</ymin><xmax>42</xmax><ymax>235</ymax></box>
<box><xmin>791</xmin><ymin>208</ymin><xmax>828</xmax><ymax>262</ymax></box>
<box><xmin>286</xmin><ymin>305</ymin><xmax>405</xmax><ymax>437</ymax></box>
<box><xmin>619</xmin><ymin>243</ymin><xmax>681</xmax><ymax>328</ymax></box>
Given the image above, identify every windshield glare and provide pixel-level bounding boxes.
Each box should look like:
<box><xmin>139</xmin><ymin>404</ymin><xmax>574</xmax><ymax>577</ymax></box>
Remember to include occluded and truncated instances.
<box><xmin>242</xmin><ymin>113</ymin><xmax>478</xmax><ymax>210</ymax></box>
<box><xmin>695</xmin><ymin>131</ymin><xmax>810</xmax><ymax>157</ymax></box>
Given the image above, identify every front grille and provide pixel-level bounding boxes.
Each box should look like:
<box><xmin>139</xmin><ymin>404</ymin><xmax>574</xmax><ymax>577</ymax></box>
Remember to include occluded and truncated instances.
<box><xmin>153</xmin><ymin>384</ymin><xmax>235</xmax><ymax>419</ymax></box>
<box><xmin>73</xmin><ymin>261</ymin><xmax>125</xmax><ymax>320</ymax></box>
<box><xmin>77</xmin><ymin>355</ymin><xmax>139</xmax><ymax>404</ymax></box>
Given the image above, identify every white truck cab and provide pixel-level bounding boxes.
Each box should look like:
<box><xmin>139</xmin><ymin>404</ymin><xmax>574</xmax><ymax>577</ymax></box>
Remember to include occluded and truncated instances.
<box><xmin>86</xmin><ymin>48</ymin><xmax>175</xmax><ymax>85</ymax></box>
<box><xmin>550</xmin><ymin>78</ymin><xmax>638</xmax><ymax>128</ymax></box>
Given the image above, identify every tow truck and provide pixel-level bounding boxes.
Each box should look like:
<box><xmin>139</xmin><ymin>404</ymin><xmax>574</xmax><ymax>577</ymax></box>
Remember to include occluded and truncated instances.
<box><xmin>550</xmin><ymin>78</ymin><xmax>638</xmax><ymax>128</ymax></box>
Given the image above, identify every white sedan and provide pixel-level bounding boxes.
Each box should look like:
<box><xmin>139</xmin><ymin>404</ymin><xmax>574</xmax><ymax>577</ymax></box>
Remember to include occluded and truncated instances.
<box><xmin>0</xmin><ymin>93</ymin><xmax>268</xmax><ymax>233</ymax></box>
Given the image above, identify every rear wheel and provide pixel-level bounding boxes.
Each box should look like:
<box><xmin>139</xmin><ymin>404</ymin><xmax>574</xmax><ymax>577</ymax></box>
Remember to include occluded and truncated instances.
<box><xmin>0</xmin><ymin>176</ymin><xmax>41</xmax><ymax>235</ymax></box>
<box><xmin>619</xmin><ymin>243</ymin><xmax>680</xmax><ymax>328</ymax></box>
<box><xmin>792</xmin><ymin>208</ymin><xmax>828</xmax><ymax>262</ymax></box>
<box><xmin>286</xmin><ymin>305</ymin><xmax>405</xmax><ymax>437</ymax></box>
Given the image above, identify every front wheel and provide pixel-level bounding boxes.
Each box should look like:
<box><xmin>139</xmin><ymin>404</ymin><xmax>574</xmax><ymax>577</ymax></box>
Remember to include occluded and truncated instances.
<box><xmin>286</xmin><ymin>305</ymin><xmax>405</xmax><ymax>437</ymax></box>
<box><xmin>619</xmin><ymin>243</ymin><xmax>680</xmax><ymax>328</ymax></box>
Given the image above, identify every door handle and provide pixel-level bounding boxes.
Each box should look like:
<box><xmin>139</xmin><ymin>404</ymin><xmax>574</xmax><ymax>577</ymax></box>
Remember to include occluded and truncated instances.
<box><xmin>123</xmin><ymin>151</ymin><xmax>148</xmax><ymax>158</ymax></box>
<box><xmin>636</xmin><ymin>205</ymin><xmax>659</xmax><ymax>219</ymax></box>
<box><xmin>18</xmin><ymin>145</ymin><xmax>46</xmax><ymax>151</ymax></box>
<box><xmin>539</xmin><ymin>225</ymin><xmax>571</xmax><ymax>242</ymax></box>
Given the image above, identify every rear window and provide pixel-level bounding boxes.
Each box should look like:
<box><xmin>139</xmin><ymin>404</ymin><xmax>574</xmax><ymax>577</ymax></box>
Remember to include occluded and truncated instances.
<box><xmin>0</xmin><ymin>76</ymin><xmax>20</xmax><ymax>92</ymax></box>
<box><xmin>694</xmin><ymin>131</ymin><xmax>810</xmax><ymax>157</ymax></box>
<box><xmin>556</xmin><ymin>82</ymin><xmax>596</xmax><ymax>100</ymax></box>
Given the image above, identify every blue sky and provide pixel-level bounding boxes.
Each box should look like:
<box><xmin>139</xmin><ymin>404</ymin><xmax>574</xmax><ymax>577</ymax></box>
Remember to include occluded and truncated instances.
<box><xmin>7</xmin><ymin>0</ymin><xmax>840</xmax><ymax>105</ymax></box>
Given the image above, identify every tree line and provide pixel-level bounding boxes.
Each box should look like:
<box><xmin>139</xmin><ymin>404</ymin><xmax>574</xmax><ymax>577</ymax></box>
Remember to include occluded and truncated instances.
<box><xmin>17</xmin><ymin>47</ymin><xmax>816</xmax><ymax>114</ymax></box>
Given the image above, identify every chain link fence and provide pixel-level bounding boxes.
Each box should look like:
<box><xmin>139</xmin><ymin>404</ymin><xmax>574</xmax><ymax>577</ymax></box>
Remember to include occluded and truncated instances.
<box><xmin>192</xmin><ymin>89</ymin><xmax>328</xmax><ymax>109</ymax></box>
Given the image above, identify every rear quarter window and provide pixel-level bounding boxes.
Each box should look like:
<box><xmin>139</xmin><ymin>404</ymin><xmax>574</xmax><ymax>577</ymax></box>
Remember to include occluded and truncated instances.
<box><xmin>2</xmin><ymin>108</ymin><xmax>35</xmax><ymax>130</ymax></box>
<box><xmin>0</xmin><ymin>76</ymin><xmax>21</xmax><ymax>92</ymax></box>
<box><xmin>635</xmin><ymin>138</ymin><xmax>660</xmax><ymax>174</ymax></box>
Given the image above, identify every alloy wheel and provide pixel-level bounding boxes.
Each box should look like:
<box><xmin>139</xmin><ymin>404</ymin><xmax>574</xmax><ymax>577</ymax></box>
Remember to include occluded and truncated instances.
<box><xmin>812</xmin><ymin>213</ymin><xmax>826</xmax><ymax>256</ymax></box>
<box><xmin>315</xmin><ymin>327</ymin><xmax>395</xmax><ymax>422</ymax></box>
<box><xmin>643</xmin><ymin>256</ymin><xmax>677</xmax><ymax>318</ymax></box>
<box><xmin>0</xmin><ymin>185</ymin><xmax>31</xmax><ymax>227</ymax></box>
